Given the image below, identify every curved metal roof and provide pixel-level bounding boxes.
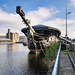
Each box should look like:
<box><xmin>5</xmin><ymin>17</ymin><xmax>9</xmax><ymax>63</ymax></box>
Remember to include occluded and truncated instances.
<box><xmin>21</xmin><ymin>24</ymin><xmax>61</xmax><ymax>36</ymax></box>
<box><xmin>32</xmin><ymin>25</ymin><xmax>61</xmax><ymax>32</ymax></box>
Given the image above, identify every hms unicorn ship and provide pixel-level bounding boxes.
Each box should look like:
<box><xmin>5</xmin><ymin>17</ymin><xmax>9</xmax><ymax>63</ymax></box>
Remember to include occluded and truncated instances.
<box><xmin>16</xmin><ymin>6</ymin><xmax>61</xmax><ymax>54</ymax></box>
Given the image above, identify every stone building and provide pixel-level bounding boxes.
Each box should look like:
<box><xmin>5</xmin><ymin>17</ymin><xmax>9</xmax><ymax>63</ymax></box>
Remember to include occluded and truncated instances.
<box><xmin>6</xmin><ymin>29</ymin><xmax>19</xmax><ymax>42</ymax></box>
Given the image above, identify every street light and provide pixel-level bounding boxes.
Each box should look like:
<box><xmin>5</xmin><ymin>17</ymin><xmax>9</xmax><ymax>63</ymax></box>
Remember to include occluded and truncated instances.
<box><xmin>65</xmin><ymin>5</ymin><xmax>71</xmax><ymax>45</ymax></box>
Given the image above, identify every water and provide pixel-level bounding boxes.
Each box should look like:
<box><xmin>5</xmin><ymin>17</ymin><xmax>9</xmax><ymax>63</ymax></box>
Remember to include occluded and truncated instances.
<box><xmin>0</xmin><ymin>44</ymin><xmax>48</xmax><ymax>75</ymax></box>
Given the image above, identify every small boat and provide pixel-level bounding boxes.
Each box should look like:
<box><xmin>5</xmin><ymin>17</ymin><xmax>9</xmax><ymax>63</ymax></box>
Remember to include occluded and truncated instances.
<box><xmin>16</xmin><ymin>6</ymin><xmax>61</xmax><ymax>54</ymax></box>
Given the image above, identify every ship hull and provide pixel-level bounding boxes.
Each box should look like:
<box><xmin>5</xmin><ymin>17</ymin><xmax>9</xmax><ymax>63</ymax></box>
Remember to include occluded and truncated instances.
<box><xmin>28</xmin><ymin>42</ymin><xmax>47</xmax><ymax>54</ymax></box>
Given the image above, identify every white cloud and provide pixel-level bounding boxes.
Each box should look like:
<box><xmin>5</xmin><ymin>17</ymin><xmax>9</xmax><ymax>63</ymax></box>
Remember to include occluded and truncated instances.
<box><xmin>3</xmin><ymin>4</ymin><xmax>7</xmax><ymax>8</ymax></box>
<box><xmin>26</xmin><ymin>7</ymin><xmax>51</xmax><ymax>25</ymax></box>
<box><xmin>43</xmin><ymin>18</ymin><xmax>75</xmax><ymax>38</ymax></box>
<box><xmin>0</xmin><ymin>7</ymin><xmax>75</xmax><ymax>38</ymax></box>
<box><xmin>26</xmin><ymin>7</ymin><xmax>75</xmax><ymax>38</ymax></box>
<box><xmin>26</xmin><ymin>7</ymin><xmax>59</xmax><ymax>25</ymax></box>
<box><xmin>0</xmin><ymin>8</ymin><xmax>25</xmax><ymax>36</ymax></box>
<box><xmin>70</xmin><ymin>0</ymin><xmax>75</xmax><ymax>6</ymax></box>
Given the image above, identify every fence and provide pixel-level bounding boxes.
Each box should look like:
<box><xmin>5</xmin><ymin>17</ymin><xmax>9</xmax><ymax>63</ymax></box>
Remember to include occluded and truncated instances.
<box><xmin>52</xmin><ymin>43</ymin><xmax>61</xmax><ymax>75</ymax></box>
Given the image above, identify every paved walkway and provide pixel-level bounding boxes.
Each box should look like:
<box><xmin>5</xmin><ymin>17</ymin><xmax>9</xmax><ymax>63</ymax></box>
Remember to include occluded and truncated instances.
<box><xmin>69</xmin><ymin>53</ymin><xmax>75</xmax><ymax>63</ymax></box>
<box><xmin>60</xmin><ymin>53</ymin><xmax>75</xmax><ymax>75</ymax></box>
<box><xmin>69</xmin><ymin>53</ymin><xmax>75</xmax><ymax>69</ymax></box>
<box><xmin>70</xmin><ymin>53</ymin><xmax>75</xmax><ymax>63</ymax></box>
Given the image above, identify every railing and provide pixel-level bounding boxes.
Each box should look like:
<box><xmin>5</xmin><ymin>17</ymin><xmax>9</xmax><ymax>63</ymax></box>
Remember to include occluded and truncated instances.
<box><xmin>52</xmin><ymin>43</ymin><xmax>61</xmax><ymax>75</ymax></box>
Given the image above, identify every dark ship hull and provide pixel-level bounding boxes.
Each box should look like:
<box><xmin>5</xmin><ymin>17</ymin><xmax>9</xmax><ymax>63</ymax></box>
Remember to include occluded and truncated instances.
<box><xmin>21</xmin><ymin>25</ymin><xmax>61</xmax><ymax>53</ymax></box>
<box><xmin>28</xmin><ymin>42</ymin><xmax>46</xmax><ymax>53</ymax></box>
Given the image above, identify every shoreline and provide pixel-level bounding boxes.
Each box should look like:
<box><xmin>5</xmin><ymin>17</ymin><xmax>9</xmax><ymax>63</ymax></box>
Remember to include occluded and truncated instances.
<box><xmin>0</xmin><ymin>42</ymin><xmax>28</xmax><ymax>46</ymax></box>
<box><xmin>0</xmin><ymin>42</ymin><xmax>16</xmax><ymax>45</ymax></box>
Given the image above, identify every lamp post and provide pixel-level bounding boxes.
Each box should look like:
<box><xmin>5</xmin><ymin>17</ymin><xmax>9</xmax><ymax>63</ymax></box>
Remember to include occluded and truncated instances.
<box><xmin>65</xmin><ymin>5</ymin><xmax>71</xmax><ymax>45</ymax></box>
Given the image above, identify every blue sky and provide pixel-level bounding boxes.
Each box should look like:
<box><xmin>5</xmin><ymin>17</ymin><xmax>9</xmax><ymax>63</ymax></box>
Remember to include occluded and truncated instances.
<box><xmin>0</xmin><ymin>0</ymin><xmax>69</xmax><ymax>14</ymax></box>
<box><xmin>0</xmin><ymin>0</ymin><xmax>75</xmax><ymax>38</ymax></box>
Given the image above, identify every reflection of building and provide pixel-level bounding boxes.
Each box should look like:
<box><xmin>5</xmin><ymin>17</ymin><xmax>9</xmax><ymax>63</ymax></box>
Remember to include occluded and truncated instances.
<box><xmin>7</xmin><ymin>44</ymin><xmax>19</xmax><ymax>51</ymax></box>
<box><xmin>6</xmin><ymin>29</ymin><xmax>19</xmax><ymax>42</ymax></box>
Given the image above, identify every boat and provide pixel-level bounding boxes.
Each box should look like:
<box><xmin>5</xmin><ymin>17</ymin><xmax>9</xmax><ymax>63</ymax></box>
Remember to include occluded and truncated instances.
<box><xmin>16</xmin><ymin>6</ymin><xmax>61</xmax><ymax>54</ymax></box>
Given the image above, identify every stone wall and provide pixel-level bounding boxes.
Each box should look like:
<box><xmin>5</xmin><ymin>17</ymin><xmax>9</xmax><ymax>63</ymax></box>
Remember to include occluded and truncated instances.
<box><xmin>6</xmin><ymin>29</ymin><xmax>19</xmax><ymax>42</ymax></box>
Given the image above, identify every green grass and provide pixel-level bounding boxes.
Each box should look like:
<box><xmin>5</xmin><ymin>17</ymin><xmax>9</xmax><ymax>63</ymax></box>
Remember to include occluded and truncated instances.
<box><xmin>61</xmin><ymin>51</ymin><xmax>75</xmax><ymax>54</ymax></box>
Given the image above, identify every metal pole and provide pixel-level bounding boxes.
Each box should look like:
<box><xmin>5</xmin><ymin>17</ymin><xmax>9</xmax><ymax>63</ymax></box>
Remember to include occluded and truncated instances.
<box><xmin>52</xmin><ymin>43</ymin><xmax>61</xmax><ymax>75</ymax></box>
<box><xmin>66</xmin><ymin>5</ymin><xmax>67</xmax><ymax>45</ymax></box>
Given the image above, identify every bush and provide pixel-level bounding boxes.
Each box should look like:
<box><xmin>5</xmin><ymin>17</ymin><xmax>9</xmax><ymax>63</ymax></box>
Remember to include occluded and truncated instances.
<box><xmin>43</xmin><ymin>42</ymin><xmax>59</xmax><ymax>63</ymax></box>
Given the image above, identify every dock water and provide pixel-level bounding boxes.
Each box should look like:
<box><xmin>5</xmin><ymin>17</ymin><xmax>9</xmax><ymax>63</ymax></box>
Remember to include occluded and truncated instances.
<box><xmin>0</xmin><ymin>44</ymin><xmax>48</xmax><ymax>75</ymax></box>
<box><xmin>60</xmin><ymin>52</ymin><xmax>75</xmax><ymax>75</ymax></box>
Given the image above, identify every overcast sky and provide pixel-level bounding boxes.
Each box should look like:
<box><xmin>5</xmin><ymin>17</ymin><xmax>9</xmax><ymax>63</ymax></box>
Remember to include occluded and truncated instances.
<box><xmin>0</xmin><ymin>0</ymin><xmax>75</xmax><ymax>38</ymax></box>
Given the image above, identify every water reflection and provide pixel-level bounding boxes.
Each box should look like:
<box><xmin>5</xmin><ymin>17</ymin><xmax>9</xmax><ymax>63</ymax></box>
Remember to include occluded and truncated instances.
<box><xmin>28</xmin><ymin>52</ymin><xmax>48</xmax><ymax>75</ymax></box>
<box><xmin>7</xmin><ymin>44</ymin><xmax>19</xmax><ymax>51</ymax></box>
<box><xmin>0</xmin><ymin>44</ymin><xmax>48</xmax><ymax>75</ymax></box>
<box><xmin>7</xmin><ymin>44</ymin><xmax>12</xmax><ymax>51</ymax></box>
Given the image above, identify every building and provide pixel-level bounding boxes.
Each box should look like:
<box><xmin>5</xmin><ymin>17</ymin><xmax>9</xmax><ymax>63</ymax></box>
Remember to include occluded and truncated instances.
<box><xmin>6</xmin><ymin>29</ymin><xmax>19</xmax><ymax>42</ymax></box>
<box><xmin>70</xmin><ymin>40</ymin><xmax>75</xmax><ymax>51</ymax></box>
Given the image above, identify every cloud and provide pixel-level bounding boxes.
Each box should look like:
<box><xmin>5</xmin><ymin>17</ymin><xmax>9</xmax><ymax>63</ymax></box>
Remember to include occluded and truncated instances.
<box><xmin>69</xmin><ymin>0</ymin><xmax>75</xmax><ymax>6</ymax></box>
<box><xmin>3</xmin><ymin>4</ymin><xmax>7</xmax><ymax>8</ymax></box>
<box><xmin>26</xmin><ymin>7</ymin><xmax>59</xmax><ymax>25</ymax></box>
<box><xmin>0</xmin><ymin>6</ymin><xmax>75</xmax><ymax>38</ymax></box>
<box><xmin>0</xmin><ymin>8</ymin><xmax>25</xmax><ymax>36</ymax></box>
<box><xmin>26</xmin><ymin>7</ymin><xmax>51</xmax><ymax>25</ymax></box>
<box><xmin>26</xmin><ymin>7</ymin><xmax>75</xmax><ymax>38</ymax></box>
<box><xmin>42</xmin><ymin>18</ymin><xmax>75</xmax><ymax>38</ymax></box>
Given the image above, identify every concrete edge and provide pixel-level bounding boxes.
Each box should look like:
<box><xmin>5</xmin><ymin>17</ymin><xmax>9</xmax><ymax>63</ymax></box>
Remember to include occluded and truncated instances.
<box><xmin>0</xmin><ymin>42</ymin><xmax>16</xmax><ymax>45</ymax></box>
<box><xmin>68</xmin><ymin>53</ymin><xmax>75</xmax><ymax>70</ymax></box>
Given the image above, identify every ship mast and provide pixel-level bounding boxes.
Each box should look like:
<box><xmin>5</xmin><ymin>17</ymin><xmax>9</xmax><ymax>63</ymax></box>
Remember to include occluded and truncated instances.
<box><xmin>16</xmin><ymin>6</ymin><xmax>49</xmax><ymax>38</ymax></box>
<box><xmin>16</xmin><ymin>6</ymin><xmax>35</xmax><ymax>34</ymax></box>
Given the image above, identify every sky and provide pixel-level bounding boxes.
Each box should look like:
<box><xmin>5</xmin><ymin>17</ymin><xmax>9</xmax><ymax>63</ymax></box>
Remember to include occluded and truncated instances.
<box><xmin>0</xmin><ymin>0</ymin><xmax>75</xmax><ymax>39</ymax></box>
